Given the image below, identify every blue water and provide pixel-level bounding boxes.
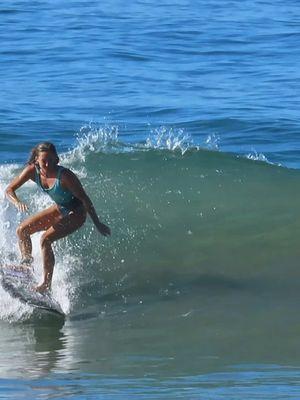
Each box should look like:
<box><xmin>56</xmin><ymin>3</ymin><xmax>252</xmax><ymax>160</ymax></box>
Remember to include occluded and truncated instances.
<box><xmin>2</xmin><ymin>0</ymin><xmax>300</xmax><ymax>398</ymax></box>
<box><xmin>1</xmin><ymin>0</ymin><xmax>300</xmax><ymax>166</ymax></box>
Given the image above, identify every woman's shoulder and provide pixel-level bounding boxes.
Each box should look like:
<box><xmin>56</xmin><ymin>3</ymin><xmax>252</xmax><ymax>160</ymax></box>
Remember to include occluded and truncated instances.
<box><xmin>24</xmin><ymin>163</ymin><xmax>36</xmax><ymax>177</ymax></box>
<box><xmin>59</xmin><ymin>166</ymin><xmax>78</xmax><ymax>182</ymax></box>
<box><xmin>59</xmin><ymin>165</ymin><xmax>73</xmax><ymax>177</ymax></box>
<box><xmin>15</xmin><ymin>163</ymin><xmax>36</xmax><ymax>183</ymax></box>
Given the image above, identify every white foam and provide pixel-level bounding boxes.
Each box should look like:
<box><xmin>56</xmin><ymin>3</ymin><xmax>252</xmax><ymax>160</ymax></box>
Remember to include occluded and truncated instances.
<box><xmin>246</xmin><ymin>149</ymin><xmax>271</xmax><ymax>163</ymax></box>
<box><xmin>145</xmin><ymin>126</ymin><xmax>193</xmax><ymax>154</ymax></box>
<box><xmin>61</xmin><ymin>122</ymin><xmax>120</xmax><ymax>165</ymax></box>
<box><xmin>60</xmin><ymin>123</ymin><xmax>198</xmax><ymax>157</ymax></box>
<box><xmin>204</xmin><ymin>133</ymin><xmax>220</xmax><ymax>150</ymax></box>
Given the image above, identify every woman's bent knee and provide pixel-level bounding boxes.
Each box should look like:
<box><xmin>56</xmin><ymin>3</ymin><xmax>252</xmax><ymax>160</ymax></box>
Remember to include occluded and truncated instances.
<box><xmin>16</xmin><ymin>223</ymin><xmax>30</xmax><ymax>238</ymax></box>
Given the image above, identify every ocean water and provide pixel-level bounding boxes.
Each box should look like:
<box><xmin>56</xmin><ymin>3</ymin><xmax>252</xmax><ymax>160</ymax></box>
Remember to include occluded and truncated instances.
<box><xmin>1</xmin><ymin>0</ymin><xmax>300</xmax><ymax>398</ymax></box>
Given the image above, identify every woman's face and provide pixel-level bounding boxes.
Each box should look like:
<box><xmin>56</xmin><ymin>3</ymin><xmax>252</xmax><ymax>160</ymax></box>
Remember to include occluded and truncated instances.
<box><xmin>36</xmin><ymin>151</ymin><xmax>58</xmax><ymax>173</ymax></box>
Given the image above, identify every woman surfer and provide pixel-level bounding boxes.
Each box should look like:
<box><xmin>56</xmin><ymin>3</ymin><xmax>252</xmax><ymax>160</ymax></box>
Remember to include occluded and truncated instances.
<box><xmin>5</xmin><ymin>142</ymin><xmax>111</xmax><ymax>293</ymax></box>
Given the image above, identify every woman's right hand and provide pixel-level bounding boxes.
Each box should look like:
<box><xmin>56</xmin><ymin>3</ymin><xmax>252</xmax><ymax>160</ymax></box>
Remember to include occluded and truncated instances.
<box><xmin>16</xmin><ymin>201</ymin><xmax>29</xmax><ymax>213</ymax></box>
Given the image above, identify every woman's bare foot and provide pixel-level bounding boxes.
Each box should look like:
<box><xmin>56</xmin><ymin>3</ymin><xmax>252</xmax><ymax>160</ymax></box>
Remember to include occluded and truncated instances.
<box><xmin>35</xmin><ymin>282</ymin><xmax>50</xmax><ymax>293</ymax></box>
<box><xmin>19</xmin><ymin>256</ymin><xmax>34</xmax><ymax>272</ymax></box>
<box><xmin>20</xmin><ymin>256</ymin><xmax>34</xmax><ymax>266</ymax></box>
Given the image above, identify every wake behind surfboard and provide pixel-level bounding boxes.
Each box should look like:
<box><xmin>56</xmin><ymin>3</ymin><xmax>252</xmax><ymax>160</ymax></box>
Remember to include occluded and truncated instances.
<box><xmin>0</xmin><ymin>265</ymin><xmax>65</xmax><ymax>317</ymax></box>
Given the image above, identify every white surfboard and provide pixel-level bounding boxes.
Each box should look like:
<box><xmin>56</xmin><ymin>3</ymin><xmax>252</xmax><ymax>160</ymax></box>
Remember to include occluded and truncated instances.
<box><xmin>0</xmin><ymin>265</ymin><xmax>65</xmax><ymax>317</ymax></box>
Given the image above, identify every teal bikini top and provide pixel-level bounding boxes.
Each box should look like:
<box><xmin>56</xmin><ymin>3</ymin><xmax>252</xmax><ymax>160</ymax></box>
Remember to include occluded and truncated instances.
<box><xmin>35</xmin><ymin>165</ymin><xmax>75</xmax><ymax>206</ymax></box>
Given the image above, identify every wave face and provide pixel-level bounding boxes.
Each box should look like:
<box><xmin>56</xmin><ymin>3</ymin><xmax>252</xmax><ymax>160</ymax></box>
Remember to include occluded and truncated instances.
<box><xmin>1</xmin><ymin>131</ymin><xmax>300</xmax><ymax>319</ymax></box>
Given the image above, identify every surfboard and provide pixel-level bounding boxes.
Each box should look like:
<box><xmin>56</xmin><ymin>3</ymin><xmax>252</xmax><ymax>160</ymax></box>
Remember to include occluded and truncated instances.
<box><xmin>0</xmin><ymin>265</ymin><xmax>65</xmax><ymax>317</ymax></box>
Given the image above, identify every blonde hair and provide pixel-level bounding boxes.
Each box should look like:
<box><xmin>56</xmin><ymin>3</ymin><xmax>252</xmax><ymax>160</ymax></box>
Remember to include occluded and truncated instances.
<box><xmin>28</xmin><ymin>142</ymin><xmax>59</xmax><ymax>165</ymax></box>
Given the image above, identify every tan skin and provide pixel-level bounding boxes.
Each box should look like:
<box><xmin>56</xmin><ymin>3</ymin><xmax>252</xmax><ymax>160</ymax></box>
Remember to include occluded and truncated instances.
<box><xmin>5</xmin><ymin>151</ymin><xmax>110</xmax><ymax>293</ymax></box>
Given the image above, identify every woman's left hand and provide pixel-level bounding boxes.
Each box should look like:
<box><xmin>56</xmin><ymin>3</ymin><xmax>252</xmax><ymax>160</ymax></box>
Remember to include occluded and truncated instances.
<box><xmin>97</xmin><ymin>222</ymin><xmax>111</xmax><ymax>236</ymax></box>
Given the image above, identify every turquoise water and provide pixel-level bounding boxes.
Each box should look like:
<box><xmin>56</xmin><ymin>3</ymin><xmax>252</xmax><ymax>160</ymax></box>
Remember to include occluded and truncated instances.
<box><xmin>1</xmin><ymin>0</ymin><xmax>300</xmax><ymax>398</ymax></box>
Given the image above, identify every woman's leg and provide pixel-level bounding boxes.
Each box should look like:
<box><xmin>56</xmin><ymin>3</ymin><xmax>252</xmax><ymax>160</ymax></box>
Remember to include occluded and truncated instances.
<box><xmin>17</xmin><ymin>205</ymin><xmax>62</xmax><ymax>263</ymax></box>
<box><xmin>37</xmin><ymin>210</ymin><xmax>86</xmax><ymax>292</ymax></box>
